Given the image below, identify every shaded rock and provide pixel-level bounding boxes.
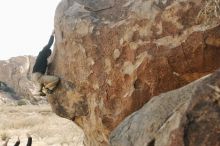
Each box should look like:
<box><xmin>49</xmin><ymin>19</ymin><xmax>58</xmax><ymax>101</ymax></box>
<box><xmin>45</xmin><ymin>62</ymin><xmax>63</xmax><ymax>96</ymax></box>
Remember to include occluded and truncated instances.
<box><xmin>0</xmin><ymin>81</ymin><xmax>16</xmax><ymax>94</ymax></box>
<box><xmin>110</xmin><ymin>69</ymin><xmax>220</xmax><ymax>146</ymax></box>
<box><xmin>0</xmin><ymin>92</ymin><xmax>18</xmax><ymax>105</ymax></box>
<box><xmin>49</xmin><ymin>0</ymin><xmax>220</xmax><ymax>145</ymax></box>
<box><xmin>0</xmin><ymin>81</ymin><xmax>19</xmax><ymax>105</ymax></box>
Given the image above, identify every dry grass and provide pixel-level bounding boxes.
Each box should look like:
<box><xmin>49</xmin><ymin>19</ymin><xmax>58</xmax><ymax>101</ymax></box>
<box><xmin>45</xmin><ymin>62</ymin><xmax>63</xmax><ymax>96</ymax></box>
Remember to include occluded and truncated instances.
<box><xmin>0</xmin><ymin>132</ymin><xmax>8</xmax><ymax>141</ymax></box>
<box><xmin>0</xmin><ymin>105</ymin><xmax>84</xmax><ymax>146</ymax></box>
<box><xmin>196</xmin><ymin>0</ymin><xmax>220</xmax><ymax>24</ymax></box>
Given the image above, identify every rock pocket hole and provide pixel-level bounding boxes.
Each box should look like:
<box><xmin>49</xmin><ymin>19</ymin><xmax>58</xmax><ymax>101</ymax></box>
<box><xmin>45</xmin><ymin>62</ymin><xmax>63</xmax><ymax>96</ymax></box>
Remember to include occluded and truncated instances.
<box><xmin>134</xmin><ymin>79</ymin><xmax>142</xmax><ymax>89</ymax></box>
<box><xmin>147</xmin><ymin>138</ymin><xmax>155</xmax><ymax>146</ymax></box>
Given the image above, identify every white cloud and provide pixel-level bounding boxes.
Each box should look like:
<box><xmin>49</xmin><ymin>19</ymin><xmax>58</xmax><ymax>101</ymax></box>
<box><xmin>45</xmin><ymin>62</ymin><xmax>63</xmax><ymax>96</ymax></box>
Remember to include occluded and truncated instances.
<box><xmin>0</xmin><ymin>0</ymin><xmax>61</xmax><ymax>60</ymax></box>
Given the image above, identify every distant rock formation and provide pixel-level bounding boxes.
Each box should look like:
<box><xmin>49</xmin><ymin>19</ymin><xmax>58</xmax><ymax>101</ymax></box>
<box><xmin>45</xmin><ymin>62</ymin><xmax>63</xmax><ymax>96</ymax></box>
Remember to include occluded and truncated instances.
<box><xmin>110</xmin><ymin>69</ymin><xmax>220</xmax><ymax>146</ymax></box>
<box><xmin>0</xmin><ymin>56</ymin><xmax>35</xmax><ymax>98</ymax></box>
<box><xmin>48</xmin><ymin>0</ymin><xmax>220</xmax><ymax>145</ymax></box>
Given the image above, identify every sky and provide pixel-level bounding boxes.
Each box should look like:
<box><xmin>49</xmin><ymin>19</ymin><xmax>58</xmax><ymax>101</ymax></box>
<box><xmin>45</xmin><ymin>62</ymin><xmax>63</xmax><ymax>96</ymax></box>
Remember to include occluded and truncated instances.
<box><xmin>0</xmin><ymin>0</ymin><xmax>61</xmax><ymax>60</ymax></box>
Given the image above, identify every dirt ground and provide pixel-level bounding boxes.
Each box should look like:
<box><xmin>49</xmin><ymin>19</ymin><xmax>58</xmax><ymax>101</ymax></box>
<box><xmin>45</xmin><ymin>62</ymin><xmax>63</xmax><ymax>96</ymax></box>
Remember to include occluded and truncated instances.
<box><xmin>0</xmin><ymin>104</ymin><xmax>84</xmax><ymax>146</ymax></box>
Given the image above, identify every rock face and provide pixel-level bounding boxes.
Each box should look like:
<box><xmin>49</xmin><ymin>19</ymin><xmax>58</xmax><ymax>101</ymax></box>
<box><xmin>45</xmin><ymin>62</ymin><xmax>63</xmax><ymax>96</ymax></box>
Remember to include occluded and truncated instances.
<box><xmin>0</xmin><ymin>56</ymin><xmax>36</xmax><ymax>98</ymax></box>
<box><xmin>0</xmin><ymin>81</ymin><xmax>18</xmax><ymax>105</ymax></box>
<box><xmin>49</xmin><ymin>0</ymin><xmax>220</xmax><ymax>145</ymax></box>
<box><xmin>110</xmin><ymin>69</ymin><xmax>220</xmax><ymax>146</ymax></box>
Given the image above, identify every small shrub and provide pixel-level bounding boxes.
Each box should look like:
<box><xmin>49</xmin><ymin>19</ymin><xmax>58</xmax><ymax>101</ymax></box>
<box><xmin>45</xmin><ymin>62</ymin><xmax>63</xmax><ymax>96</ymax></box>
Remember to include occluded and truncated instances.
<box><xmin>17</xmin><ymin>99</ymin><xmax>27</xmax><ymax>106</ymax></box>
<box><xmin>0</xmin><ymin>132</ymin><xmax>8</xmax><ymax>141</ymax></box>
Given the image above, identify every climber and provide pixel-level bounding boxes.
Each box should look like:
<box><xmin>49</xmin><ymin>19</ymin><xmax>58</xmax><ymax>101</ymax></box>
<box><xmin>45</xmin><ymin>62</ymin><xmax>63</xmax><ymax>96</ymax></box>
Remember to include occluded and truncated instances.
<box><xmin>31</xmin><ymin>30</ymin><xmax>59</xmax><ymax>96</ymax></box>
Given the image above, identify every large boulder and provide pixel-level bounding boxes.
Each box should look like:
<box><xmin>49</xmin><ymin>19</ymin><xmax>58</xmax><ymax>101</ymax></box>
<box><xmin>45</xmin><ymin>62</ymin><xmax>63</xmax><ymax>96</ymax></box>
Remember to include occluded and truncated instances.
<box><xmin>110</xmin><ymin>69</ymin><xmax>220</xmax><ymax>146</ymax></box>
<box><xmin>49</xmin><ymin>0</ymin><xmax>220</xmax><ymax>145</ymax></box>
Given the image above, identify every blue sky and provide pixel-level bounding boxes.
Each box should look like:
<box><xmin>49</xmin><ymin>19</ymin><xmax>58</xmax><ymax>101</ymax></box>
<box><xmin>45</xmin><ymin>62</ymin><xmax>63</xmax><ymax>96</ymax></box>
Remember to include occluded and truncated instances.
<box><xmin>0</xmin><ymin>0</ymin><xmax>60</xmax><ymax>60</ymax></box>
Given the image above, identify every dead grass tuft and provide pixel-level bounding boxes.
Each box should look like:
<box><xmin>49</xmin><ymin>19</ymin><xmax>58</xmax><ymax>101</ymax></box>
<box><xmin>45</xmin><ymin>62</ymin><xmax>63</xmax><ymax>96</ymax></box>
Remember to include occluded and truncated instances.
<box><xmin>0</xmin><ymin>132</ymin><xmax>8</xmax><ymax>141</ymax></box>
<box><xmin>196</xmin><ymin>0</ymin><xmax>220</xmax><ymax>24</ymax></box>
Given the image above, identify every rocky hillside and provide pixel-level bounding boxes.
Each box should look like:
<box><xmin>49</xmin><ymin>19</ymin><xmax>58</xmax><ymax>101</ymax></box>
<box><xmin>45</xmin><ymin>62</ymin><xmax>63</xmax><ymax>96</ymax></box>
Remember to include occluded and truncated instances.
<box><xmin>48</xmin><ymin>0</ymin><xmax>220</xmax><ymax>145</ymax></box>
<box><xmin>0</xmin><ymin>56</ymin><xmax>35</xmax><ymax>98</ymax></box>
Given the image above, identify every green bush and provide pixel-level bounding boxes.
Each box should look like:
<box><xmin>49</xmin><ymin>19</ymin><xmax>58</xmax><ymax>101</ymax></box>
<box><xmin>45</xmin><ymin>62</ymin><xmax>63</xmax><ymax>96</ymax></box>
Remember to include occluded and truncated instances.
<box><xmin>17</xmin><ymin>99</ymin><xmax>27</xmax><ymax>106</ymax></box>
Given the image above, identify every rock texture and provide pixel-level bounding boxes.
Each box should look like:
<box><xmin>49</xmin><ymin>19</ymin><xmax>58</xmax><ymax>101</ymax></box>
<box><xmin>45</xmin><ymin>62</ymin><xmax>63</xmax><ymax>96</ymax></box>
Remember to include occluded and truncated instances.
<box><xmin>49</xmin><ymin>0</ymin><xmax>220</xmax><ymax>145</ymax></box>
<box><xmin>110</xmin><ymin>69</ymin><xmax>220</xmax><ymax>146</ymax></box>
<box><xmin>0</xmin><ymin>56</ymin><xmax>35</xmax><ymax>98</ymax></box>
<box><xmin>0</xmin><ymin>81</ymin><xmax>18</xmax><ymax>105</ymax></box>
